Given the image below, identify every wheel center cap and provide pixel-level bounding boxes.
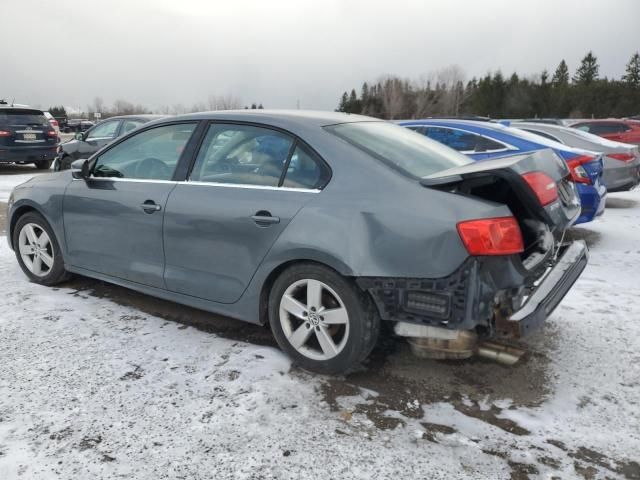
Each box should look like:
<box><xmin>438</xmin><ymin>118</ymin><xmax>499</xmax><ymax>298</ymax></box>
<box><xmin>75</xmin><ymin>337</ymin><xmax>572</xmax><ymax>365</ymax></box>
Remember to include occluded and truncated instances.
<box><xmin>308</xmin><ymin>313</ymin><xmax>320</xmax><ymax>326</ymax></box>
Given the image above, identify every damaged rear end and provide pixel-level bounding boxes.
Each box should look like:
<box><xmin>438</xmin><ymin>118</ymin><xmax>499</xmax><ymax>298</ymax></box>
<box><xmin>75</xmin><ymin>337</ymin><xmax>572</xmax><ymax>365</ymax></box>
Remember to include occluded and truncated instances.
<box><xmin>359</xmin><ymin>149</ymin><xmax>588</xmax><ymax>360</ymax></box>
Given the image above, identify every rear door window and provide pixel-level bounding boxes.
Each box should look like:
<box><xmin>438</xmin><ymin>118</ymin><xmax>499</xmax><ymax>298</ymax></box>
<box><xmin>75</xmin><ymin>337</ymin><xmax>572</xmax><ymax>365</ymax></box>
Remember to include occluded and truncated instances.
<box><xmin>120</xmin><ymin>119</ymin><xmax>145</xmax><ymax>136</ymax></box>
<box><xmin>423</xmin><ymin>127</ymin><xmax>505</xmax><ymax>153</ymax></box>
<box><xmin>282</xmin><ymin>144</ymin><xmax>328</xmax><ymax>189</ymax></box>
<box><xmin>190</xmin><ymin>124</ymin><xmax>293</xmax><ymax>187</ymax></box>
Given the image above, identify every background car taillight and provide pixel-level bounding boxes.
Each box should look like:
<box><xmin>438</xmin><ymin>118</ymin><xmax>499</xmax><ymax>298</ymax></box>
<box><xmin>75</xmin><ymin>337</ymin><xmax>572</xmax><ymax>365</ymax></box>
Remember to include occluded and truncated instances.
<box><xmin>606</xmin><ymin>153</ymin><xmax>635</xmax><ymax>162</ymax></box>
<box><xmin>566</xmin><ymin>155</ymin><xmax>594</xmax><ymax>184</ymax></box>
<box><xmin>456</xmin><ymin>216</ymin><xmax>524</xmax><ymax>256</ymax></box>
<box><xmin>522</xmin><ymin>171</ymin><xmax>558</xmax><ymax>206</ymax></box>
<box><xmin>0</xmin><ymin>130</ymin><xmax>11</xmax><ymax>137</ymax></box>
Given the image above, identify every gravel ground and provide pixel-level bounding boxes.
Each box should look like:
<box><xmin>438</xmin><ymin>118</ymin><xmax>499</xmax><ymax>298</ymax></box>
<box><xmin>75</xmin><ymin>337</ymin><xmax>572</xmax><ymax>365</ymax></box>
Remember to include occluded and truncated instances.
<box><xmin>0</xmin><ymin>169</ymin><xmax>639</xmax><ymax>479</ymax></box>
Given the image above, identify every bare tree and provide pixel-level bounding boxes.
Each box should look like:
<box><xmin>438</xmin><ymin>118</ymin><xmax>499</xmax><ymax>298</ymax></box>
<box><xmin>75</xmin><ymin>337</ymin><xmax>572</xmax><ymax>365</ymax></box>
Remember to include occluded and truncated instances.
<box><xmin>379</xmin><ymin>76</ymin><xmax>406</xmax><ymax>119</ymax></box>
<box><xmin>207</xmin><ymin>94</ymin><xmax>242</xmax><ymax>111</ymax></box>
<box><xmin>93</xmin><ymin>96</ymin><xmax>104</xmax><ymax>114</ymax></box>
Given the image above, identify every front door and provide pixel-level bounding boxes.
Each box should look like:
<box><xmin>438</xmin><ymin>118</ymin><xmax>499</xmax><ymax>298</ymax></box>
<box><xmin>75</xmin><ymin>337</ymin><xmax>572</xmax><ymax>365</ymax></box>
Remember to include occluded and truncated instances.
<box><xmin>63</xmin><ymin>122</ymin><xmax>198</xmax><ymax>287</ymax></box>
<box><xmin>163</xmin><ymin>123</ymin><xmax>328</xmax><ymax>303</ymax></box>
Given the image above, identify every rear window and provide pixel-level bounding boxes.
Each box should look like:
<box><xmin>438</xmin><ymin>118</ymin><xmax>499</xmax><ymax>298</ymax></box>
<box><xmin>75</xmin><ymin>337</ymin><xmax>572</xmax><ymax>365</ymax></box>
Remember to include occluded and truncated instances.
<box><xmin>0</xmin><ymin>109</ymin><xmax>48</xmax><ymax>126</ymax></box>
<box><xmin>325</xmin><ymin>122</ymin><xmax>470</xmax><ymax>178</ymax></box>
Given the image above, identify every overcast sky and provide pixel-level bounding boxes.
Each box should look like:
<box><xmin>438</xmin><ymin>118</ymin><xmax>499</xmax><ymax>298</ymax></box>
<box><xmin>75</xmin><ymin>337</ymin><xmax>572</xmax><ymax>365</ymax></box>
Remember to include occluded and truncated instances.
<box><xmin>2</xmin><ymin>0</ymin><xmax>639</xmax><ymax>112</ymax></box>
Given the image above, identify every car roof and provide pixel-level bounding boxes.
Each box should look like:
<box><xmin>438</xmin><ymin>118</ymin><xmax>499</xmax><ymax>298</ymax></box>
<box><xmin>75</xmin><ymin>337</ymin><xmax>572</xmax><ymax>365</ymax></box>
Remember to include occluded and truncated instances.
<box><xmin>159</xmin><ymin>109</ymin><xmax>379</xmax><ymax>128</ymax></box>
<box><xmin>513</xmin><ymin>121</ymin><xmax>635</xmax><ymax>149</ymax></box>
<box><xmin>0</xmin><ymin>107</ymin><xmax>45</xmax><ymax>114</ymax></box>
<box><xmin>105</xmin><ymin>114</ymin><xmax>166</xmax><ymax>121</ymax></box>
<box><xmin>400</xmin><ymin>119</ymin><xmax>597</xmax><ymax>156</ymax></box>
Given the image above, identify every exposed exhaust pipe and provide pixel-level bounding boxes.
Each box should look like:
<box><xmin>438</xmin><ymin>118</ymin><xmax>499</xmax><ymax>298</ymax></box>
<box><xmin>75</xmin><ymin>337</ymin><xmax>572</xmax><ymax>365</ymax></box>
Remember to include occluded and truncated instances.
<box><xmin>394</xmin><ymin>322</ymin><xmax>525</xmax><ymax>365</ymax></box>
<box><xmin>476</xmin><ymin>341</ymin><xmax>525</xmax><ymax>365</ymax></box>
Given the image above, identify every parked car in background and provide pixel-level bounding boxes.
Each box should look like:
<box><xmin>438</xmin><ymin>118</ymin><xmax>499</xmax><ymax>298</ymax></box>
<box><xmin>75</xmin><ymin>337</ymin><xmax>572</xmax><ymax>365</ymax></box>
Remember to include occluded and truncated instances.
<box><xmin>7</xmin><ymin>111</ymin><xmax>587</xmax><ymax>373</ymax></box>
<box><xmin>43</xmin><ymin>111</ymin><xmax>61</xmax><ymax>137</ymax></box>
<box><xmin>570</xmin><ymin>119</ymin><xmax>640</xmax><ymax>146</ymax></box>
<box><xmin>400</xmin><ymin>119</ymin><xmax>606</xmax><ymax>224</ymax></box>
<box><xmin>516</xmin><ymin>118</ymin><xmax>567</xmax><ymax>126</ymax></box>
<box><xmin>63</xmin><ymin>119</ymin><xmax>94</xmax><ymax>133</ymax></box>
<box><xmin>0</xmin><ymin>106</ymin><xmax>59</xmax><ymax>169</ymax></box>
<box><xmin>513</xmin><ymin>121</ymin><xmax>640</xmax><ymax>192</ymax></box>
<box><xmin>55</xmin><ymin>115</ymin><xmax>165</xmax><ymax>170</ymax></box>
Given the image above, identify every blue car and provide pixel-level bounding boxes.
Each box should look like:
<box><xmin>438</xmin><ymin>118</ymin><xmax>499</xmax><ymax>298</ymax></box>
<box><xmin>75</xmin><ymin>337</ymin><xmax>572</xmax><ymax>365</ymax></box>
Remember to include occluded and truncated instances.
<box><xmin>399</xmin><ymin>119</ymin><xmax>606</xmax><ymax>224</ymax></box>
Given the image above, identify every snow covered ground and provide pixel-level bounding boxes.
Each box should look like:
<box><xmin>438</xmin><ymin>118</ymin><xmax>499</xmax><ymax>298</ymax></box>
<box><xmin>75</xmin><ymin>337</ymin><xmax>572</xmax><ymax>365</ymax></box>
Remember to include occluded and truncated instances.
<box><xmin>0</xmin><ymin>170</ymin><xmax>639</xmax><ymax>479</ymax></box>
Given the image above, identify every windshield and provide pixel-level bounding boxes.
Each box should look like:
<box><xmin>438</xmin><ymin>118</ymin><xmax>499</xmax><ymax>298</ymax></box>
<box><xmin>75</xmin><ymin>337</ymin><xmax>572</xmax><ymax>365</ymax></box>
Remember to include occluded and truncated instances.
<box><xmin>325</xmin><ymin>121</ymin><xmax>470</xmax><ymax>177</ymax></box>
<box><xmin>0</xmin><ymin>109</ymin><xmax>48</xmax><ymax>126</ymax></box>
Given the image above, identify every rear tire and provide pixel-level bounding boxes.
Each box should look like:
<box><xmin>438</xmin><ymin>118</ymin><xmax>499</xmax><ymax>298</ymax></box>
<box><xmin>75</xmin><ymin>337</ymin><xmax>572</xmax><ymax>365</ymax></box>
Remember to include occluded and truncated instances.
<box><xmin>34</xmin><ymin>160</ymin><xmax>52</xmax><ymax>170</ymax></box>
<box><xmin>13</xmin><ymin>212</ymin><xmax>71</xmax><ymax>286</ymax></box>
<box><xmin>268</xmin><ymin>263</ymin><xmax>380</xmax><ymax>374</ymax></box>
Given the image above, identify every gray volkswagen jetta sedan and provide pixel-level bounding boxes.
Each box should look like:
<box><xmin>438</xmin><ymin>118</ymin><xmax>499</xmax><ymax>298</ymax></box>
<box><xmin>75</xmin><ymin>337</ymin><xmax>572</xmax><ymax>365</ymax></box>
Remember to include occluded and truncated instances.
<box><xmin>7</xmin><ymin>110</ymin><xmax>588</xmax><ymax>373</ymax></box>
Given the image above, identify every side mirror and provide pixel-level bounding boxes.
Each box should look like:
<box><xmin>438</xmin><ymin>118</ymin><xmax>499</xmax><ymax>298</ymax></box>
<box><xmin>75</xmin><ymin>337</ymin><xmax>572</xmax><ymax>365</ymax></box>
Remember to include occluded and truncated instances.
<box><xmin>71</xmin><ymin>159</ymin><xmax>90</xmax><ymax>179</ymax></box>
<box><xmin>74</xmin><ymin>132</ymin><xmax>85</xmax><ymax>141</ymax></box>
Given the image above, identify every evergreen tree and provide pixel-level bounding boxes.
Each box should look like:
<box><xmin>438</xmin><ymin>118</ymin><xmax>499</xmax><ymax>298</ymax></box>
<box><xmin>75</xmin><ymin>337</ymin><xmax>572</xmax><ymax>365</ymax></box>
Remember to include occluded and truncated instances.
<box><xmin>258</xmin><ymin>103</ymin><xmax>264</xmax><ymax>109</ymax></box>
<box><xmin>623</xmin><ymin>52</ymin><xmax>640</xmax><ymax>87</ymax></box>
<box><xmin>552</xmin><ymin>60</ymin><xmax>570</xmax><ymax>85</ymax></box>
<box><xmin>573</xmin><ymin>51</ymin><xmax>599</xmax><ymax>84</ymax></box>
<box><xmin>337</xmin><ymin>91</ymin><xmax>349</xmax><ymax>112</ymax></box>
<box><xmin>250</xmin><ymin>103</ymin><xmax>257</xmax><ymax>109</ymax></box>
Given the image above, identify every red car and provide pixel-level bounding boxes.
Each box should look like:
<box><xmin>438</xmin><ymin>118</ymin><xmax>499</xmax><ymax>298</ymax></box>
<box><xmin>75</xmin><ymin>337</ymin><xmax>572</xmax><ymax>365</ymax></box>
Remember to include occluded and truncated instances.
<box><xmin>571</xmin><ymin>119</ymin><xmax>640</xmax><ymax>146</ymax></box>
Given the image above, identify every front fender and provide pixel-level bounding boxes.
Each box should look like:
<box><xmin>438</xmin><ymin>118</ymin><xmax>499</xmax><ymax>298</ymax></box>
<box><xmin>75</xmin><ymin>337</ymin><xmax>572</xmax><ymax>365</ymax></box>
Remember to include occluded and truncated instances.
<box><xmin>8</xmin><ymin>173</ymin><xmax>72</xmax><ymax>252</ymax></box>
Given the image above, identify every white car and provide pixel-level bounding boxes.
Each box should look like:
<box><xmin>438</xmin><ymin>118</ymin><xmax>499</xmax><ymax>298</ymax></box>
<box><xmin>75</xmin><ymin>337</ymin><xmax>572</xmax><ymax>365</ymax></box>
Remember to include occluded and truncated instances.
<box><xmin>43</xmin><ymin>111</ymin><xmax>61</xmax><ymax>136</ymax></box>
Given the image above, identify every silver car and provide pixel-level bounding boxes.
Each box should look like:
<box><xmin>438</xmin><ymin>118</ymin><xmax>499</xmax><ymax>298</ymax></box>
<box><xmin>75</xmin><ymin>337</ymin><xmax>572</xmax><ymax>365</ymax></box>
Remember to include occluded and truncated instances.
<box><xmin>512</xmin><ymin>122</ymin><xmax>640</xmax><ymax>192</ymax></box>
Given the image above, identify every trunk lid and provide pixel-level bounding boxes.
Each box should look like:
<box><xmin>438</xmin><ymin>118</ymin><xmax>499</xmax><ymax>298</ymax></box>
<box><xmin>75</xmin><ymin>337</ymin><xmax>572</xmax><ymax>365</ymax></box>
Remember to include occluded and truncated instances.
<box><xmin>421</xmin><ymin>149</ymin><xmax>581</xmax><ymax>269</ymax></box>
<box><xmin>421</xmin><ymin>148</ymin><xmax>580</xmax><ymax>232</ymax></box>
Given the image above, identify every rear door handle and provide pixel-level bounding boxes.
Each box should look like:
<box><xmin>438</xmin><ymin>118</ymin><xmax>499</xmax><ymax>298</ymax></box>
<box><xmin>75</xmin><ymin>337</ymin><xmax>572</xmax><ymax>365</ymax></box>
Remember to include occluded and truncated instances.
<box><xmin>141</xmin><ymin>201</ymin><xmax>161</xmax><ymax>213</ymax></box>
<box><xmin>251</xmin><ymin>211</ymin><xmax>280</xmax><ymax>226</ymax></box>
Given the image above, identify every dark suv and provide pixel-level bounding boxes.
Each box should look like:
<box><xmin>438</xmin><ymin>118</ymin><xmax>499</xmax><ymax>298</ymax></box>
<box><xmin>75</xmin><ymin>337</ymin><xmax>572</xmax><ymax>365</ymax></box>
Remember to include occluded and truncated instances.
<box><xmin>0</xmin><ymin>107</ymin><xmax>59</xmax><ymax>169</ymax></box>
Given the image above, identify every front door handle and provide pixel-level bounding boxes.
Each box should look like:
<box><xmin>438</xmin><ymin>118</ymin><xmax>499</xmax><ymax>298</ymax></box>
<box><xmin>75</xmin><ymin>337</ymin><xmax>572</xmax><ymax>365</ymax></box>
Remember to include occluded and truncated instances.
<box><xmin>251</xmin><ymin>210</ymin><xmax>280</xmax><ymax>226</ymax></box>
<box><xmin>141</xmin><ymin>200</ymin><xmax>161</xmax><ymax>214</ymax></box>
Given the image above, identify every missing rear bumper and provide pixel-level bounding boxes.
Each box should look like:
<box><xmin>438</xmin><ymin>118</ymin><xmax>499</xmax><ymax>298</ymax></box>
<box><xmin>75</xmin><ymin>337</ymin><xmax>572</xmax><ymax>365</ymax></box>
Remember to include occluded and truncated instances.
<box><xmin>495</xmin><ymin>240</ymin><xmax>588</xmax><ymax>338</ymax></box>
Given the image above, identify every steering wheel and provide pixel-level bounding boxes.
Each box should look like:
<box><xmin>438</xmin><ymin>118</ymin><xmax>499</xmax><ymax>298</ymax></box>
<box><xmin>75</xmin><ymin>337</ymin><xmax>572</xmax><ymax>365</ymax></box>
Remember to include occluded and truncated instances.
<box><xmin>135</xmin><ymin>157</ymin><xmax>171</xmax><ymax>179</ymax></box>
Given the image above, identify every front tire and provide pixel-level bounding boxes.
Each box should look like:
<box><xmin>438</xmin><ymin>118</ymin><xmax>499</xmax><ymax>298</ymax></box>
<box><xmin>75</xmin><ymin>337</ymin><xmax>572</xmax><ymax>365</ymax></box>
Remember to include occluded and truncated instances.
<box><xmin>13</xmin><ymin>212</ymin><xmax>70</xmax><ymax>285</ymax></box>
<box><xmin>268</xmin><ymin>263</ymin><xmax>380</xmax><ymax>374</ymax></box>
<box><xmin>34</xmin><ymin>160</ymin><xmax>52</xmax><ymax>170</ymax></box>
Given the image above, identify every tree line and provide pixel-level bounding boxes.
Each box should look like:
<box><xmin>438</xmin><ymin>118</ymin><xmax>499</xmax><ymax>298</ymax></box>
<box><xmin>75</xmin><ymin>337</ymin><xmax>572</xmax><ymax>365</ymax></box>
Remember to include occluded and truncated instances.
<box><xmin>49</xmin><ymin>95</ymin><xmax>264</xmax><ymax>120</ymax></box>
<box><xmin>336</xmin><ymin>51</ymin><xmax>640</xmax><ymax>120</ymax></box>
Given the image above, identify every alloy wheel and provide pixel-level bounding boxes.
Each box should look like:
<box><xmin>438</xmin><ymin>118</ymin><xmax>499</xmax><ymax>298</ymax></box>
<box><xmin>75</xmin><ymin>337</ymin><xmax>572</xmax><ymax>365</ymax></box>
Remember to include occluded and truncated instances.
<box><xmin>279</xmin><ymin>278</ymin><xmax>350</xmax><ymax>361</ymax></box>
<box><xmin>18</xmin><ymin>223</ymin><xmax>54</xmax><ymax>277</ymax></box>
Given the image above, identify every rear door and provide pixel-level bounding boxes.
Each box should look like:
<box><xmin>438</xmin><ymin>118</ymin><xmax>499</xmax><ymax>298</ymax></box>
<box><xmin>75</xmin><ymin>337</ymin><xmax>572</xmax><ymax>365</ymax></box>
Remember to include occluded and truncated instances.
<box><xmin>163</xmin><ymin>123</ymin><xmax>328</xmax><ymax>304</ymax></box>
<box><xmin>63</xmin><ymin>122</ymin><xmax>198</xmax><ymax>287</ymax></box>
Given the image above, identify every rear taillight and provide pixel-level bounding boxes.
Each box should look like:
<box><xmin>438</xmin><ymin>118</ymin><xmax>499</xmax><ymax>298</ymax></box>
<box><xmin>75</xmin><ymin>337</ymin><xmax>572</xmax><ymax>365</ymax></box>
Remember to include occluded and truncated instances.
<box><xmin>47</xmin><ymin>130</ymin><xmax>57</xmax><ymax>137</ymax></box>
<box><xmin>50</xmin><ymin>119</ymin><xmax>59</xmax><ymax>128</ymax></box>
<box><xmin>566</xmin><ymin>155</ymin><xmax>594</xmax><ymax>185</ymax></box>
<box><xmin>607</xmin><ymin>153</ymin><xmax>635</xmax><ymax>162</ymax></box>
<box><xmin>0</xmin><ymin>130</ymin><xmax>11</xmax><ymax>137</ymax></box>
<box><xmin>456</xmin><ymin>216</ymin><xmax>524</xmax><ymax>256</ymax></box>
<box><xmin>522</xmin><ymin>171</ymin><xmax>558</xmax><ymax>206</ymax></box>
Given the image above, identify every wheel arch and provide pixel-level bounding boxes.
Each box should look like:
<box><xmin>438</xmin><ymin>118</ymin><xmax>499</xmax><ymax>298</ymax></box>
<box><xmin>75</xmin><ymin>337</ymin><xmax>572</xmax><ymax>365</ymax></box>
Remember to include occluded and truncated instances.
<box><xmin>257</xmin><ymin>256</ymin><xmax>354</xmax><ymax>325</ymax></box>
<box><xmin>8</xmin><ymin>204</ymin><xmax>42</xmax><ymax>250</ymax></box>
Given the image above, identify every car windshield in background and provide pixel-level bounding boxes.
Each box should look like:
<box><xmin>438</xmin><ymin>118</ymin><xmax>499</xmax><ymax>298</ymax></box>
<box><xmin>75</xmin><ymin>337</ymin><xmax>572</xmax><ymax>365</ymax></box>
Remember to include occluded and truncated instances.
<box><xmin>0</xmin><ymin>110</ymin><xmax>48</xmax><ymax>126</ymax></box>
<box><xmin>326</xmin><ymin>121</ymin><xmax>470</xmax><ymax>178</ymax></box>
